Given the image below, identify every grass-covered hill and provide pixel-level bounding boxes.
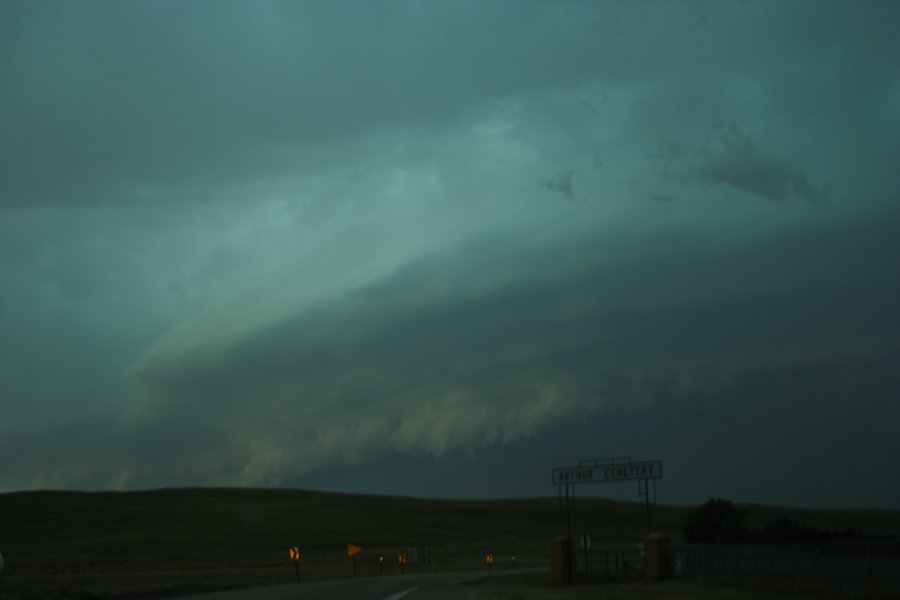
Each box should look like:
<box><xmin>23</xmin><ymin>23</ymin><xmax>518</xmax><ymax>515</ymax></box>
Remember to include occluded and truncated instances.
<box><xmin>1</xmin><ymin>487</ymin><xmax>898</xmax><ymax>595</ymax></box>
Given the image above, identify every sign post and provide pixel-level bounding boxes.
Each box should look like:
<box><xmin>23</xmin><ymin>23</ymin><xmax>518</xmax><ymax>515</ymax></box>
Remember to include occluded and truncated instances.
<box><xmin>347</xmin><ymin>544</ymin><xmax>362</xmax><ymax>576</ymax></box>
<box><xmin>643</xmin><ymin>479</ymin><xmax>650</xmax><ymax>534</ymax></box>
<box><xmin>551</xmin><ymin>458</ymin><xmax>663</xmax><ymax>540</ymax></box>
<box><xmin>288</xmin><ymin>546</ymin><xmax>300</xmax><ymax>582</ymax></box>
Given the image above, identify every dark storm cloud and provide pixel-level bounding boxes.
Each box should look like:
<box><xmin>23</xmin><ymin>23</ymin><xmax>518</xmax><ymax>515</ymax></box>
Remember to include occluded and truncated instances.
<box><xmin>2</xmin><ymin>1</ymin><xmax>900</xmax><ymax>507</ymax></box>
<box><xmin>126</xmin><ymin>207</ymin><xmax>900</xmax><ymax>489</ymax></box>
<box><xmin>1</xmin><ymin>0</ymin><xmax>698</xmax><ymax>208</ymax></box>
<box><xmin>291</xmin><ymin>352</ymin><xmax>900</xmax><ymax>506</ymax></box>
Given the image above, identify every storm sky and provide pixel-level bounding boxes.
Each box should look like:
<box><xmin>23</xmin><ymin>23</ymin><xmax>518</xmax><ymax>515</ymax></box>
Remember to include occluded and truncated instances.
<box><xmin>1</xmin><ymin>1</ymin><xmax>899</xmax><ymax>508</ymax></box>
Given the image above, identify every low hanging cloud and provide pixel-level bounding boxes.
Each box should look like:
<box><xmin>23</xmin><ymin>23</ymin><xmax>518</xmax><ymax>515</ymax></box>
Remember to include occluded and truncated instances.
<box><xmin>697</xmin><ymin>122</ymin><xmax>820</xmax><ymax>203</ymax></box>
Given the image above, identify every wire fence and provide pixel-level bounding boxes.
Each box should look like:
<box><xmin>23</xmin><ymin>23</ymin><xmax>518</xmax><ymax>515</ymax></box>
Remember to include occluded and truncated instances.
<box><xmin>672</xmin><ymin>540</ymin><xmax>900</xmax><ymax>599</ymax></box>
<box><xmin>573</xmin><ymin>544</ymin><xmax>646</xmax><ymax>583</ymax></box>
<box><xmin>572</xmin><ymin>540</ymin><xmax>900</xmax><ymax>598</ymax></box>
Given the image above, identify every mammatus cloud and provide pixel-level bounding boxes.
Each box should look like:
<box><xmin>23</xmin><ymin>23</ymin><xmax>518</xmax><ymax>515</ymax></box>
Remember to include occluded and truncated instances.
<box><xmin>697</xmin><ymin>122</ymin><xmax>820</xmax><ymax>203</ymax></box>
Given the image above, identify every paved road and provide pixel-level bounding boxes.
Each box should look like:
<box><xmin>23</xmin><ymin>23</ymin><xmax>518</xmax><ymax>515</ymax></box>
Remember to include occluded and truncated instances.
<box><xmin>173</xmin><ymin>569</ymin><xmax>538</xmax><ymax>600</ymax></box>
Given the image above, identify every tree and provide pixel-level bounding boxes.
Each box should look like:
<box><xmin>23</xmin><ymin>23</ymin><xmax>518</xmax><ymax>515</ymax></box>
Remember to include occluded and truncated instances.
<box><xmin>682</xmin><ymin>498</ymin><xmax>748</xmax><ymax>543</ymax></box>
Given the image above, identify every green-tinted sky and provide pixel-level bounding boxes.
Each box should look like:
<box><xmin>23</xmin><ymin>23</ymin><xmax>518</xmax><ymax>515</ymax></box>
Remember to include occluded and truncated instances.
<box><xmin>1</xmin><ymin>0</ymin><xmax>898</xmax><ymax>507</ymax></box>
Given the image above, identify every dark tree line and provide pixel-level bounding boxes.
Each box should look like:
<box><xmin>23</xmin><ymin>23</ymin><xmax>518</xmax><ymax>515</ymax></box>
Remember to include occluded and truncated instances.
<box><xmin>682</xmin><ymin>498</ymin><xmax>896</xmax><ymax>544</ymax></box>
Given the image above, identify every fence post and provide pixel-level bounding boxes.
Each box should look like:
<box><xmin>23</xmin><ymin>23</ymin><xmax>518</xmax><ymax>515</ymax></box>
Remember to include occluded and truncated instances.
<box><xmin>771</xmin><ymin>546</ymin><xmax>776</xmax><ymax>593</ymax></box>
<box><xmin>868</xmin><ymin>542</ymin><xmax>874</xmax><ymax>600</ymax></box>
<box><xmin>790</xmin><ymin>549</ymin><xmax>795</xmax><ymax>594</ymax></box>
<box><xmin>752</xmin><ymin>545</ymin><xmax>757</xmax><ymax>591</ymax></box>
<box><xmin>583</xmin><ymin>539</ymin><xmax>589</xmax><ymax>579</ymax></box>
<box><xmin>812</xmin><ymin>547</ymin><xmax>818</xmax><ymax>595</ymax></box>
<box><xmin>838</xmin><ymin>543</ymin><xmax>844</xmax><ymax>598</ymax></box>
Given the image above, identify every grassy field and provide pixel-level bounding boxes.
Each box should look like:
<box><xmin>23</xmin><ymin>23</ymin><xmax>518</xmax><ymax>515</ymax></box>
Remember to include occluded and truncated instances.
<box><xmin>1</xmin><ymin>487</ymin><xmax>899</xmax><ymax>597</ymax></box>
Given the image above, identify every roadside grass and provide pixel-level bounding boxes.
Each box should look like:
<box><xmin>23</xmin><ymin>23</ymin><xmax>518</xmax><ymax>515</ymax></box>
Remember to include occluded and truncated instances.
<box><xmin>494</xmin><ymin>582</ymin><xmax>817</xmax><ymax>600</ymax></box>
<box><xmin>474</xmin><ymin>573</ymin><xmax>819</xmax><ymax>600</ymax></box>
<box><xmin>0</xmin><ymin>583</ymin><xmax>110</xmax><ymax>600</ymax></box>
